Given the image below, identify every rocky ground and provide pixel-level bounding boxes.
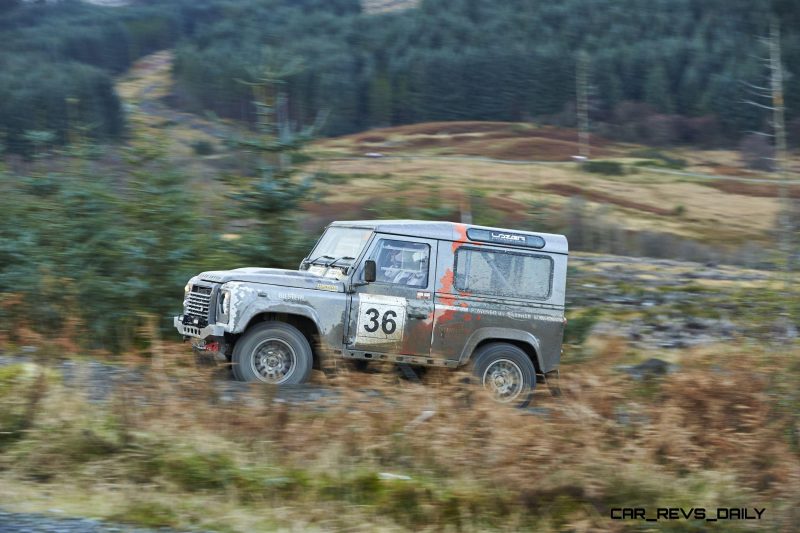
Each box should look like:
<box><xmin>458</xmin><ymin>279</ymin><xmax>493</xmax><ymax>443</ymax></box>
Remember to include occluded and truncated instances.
<box><xmin>568</xmin><ymin>253</ymin><xmax>796</xmax><ymax>350</ymax></box>
<box><xmin>0</xmin><ymin>511</ymin><xmax>191</xmax><ymax>533</ymax></box>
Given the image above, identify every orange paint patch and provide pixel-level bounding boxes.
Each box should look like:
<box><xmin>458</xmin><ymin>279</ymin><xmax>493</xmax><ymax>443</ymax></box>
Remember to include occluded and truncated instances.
<box><xmin>436</xmin><ymin>268</ymin><xmax>458</xmax><ymax>324</ymax></box>
<box><xmin>439</xmin><ymin>269</ymin><xmax>455</xmax><ymax>295</ymax></box>
<box><xmin>452</xmin><ymin>223</ymin><xmax>468</xmax><ymax>252</ymax></box>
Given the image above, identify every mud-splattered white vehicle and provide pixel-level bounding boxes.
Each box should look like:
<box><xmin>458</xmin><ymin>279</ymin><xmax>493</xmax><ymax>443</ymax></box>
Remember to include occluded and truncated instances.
<box><xmin>175</xmin><ymin>220</ymin><xmax>568</xmax><ymax>406</ymax></box>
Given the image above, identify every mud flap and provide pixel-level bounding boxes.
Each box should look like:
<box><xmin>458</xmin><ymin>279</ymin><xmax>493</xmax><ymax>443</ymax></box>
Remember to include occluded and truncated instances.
<box><xmin>397</xmin><ymin>363</ymin><xmax>421</xmax><ymax>383</ymax></box>
<box><xmin>544</xmin><ymin>369</ymin><xmax>562</xmax><ymax>397</ymax></box>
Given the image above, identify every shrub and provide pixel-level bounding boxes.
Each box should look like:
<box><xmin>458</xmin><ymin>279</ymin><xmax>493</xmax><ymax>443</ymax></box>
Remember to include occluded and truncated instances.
<box><xmin>112</xmin><ymin>501</ymin><xmax>179</xmax><ymax>528</ymax></box>
<box><xmin>315</xmin><ymin>171</ymin><xmax>351</xmax><ymax>184</ymax></box>
<box><xmin>190</xmin><ymin>140</ymin><xmax>214</xmax><ymax>156</ymax></box>
<box><xmin>160</xmin><ymin>449</ymin><xmax>237</xmax><ymax>491</ymax></box>
<box><xmin>290</xmin><ymin>151</ymin><xmax>314</xmax><ymax>164</ymax></box>
<box><xmin>630</xmin><ymin>149</ymin><xmax>687</xmax><ymax>169</ymax></box>
<box><xmin>0</xmin><ymin>365</ymin><xmax>31</xmax><ymax>449</ymax></box>
<box><xmin>564</xmin><ymin>308</ymin><xmax>601</xmax><ymax>345</ymax></box>
<box><xmin>582</xmin><ymin>160</ymin><xmax>626</xmax><ymax>175</ymax></box>
<box><xmin>739</xmin><ymin>134</ymin><xmax>775</xmax><ymax>171</ymax></box>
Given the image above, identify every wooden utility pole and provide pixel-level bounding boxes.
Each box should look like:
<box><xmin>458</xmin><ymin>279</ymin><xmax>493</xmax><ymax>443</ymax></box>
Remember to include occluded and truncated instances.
<box><xmin>576</xmin><ymin>51</ymin><xmax>590</xmax><ymax>159</ymax></box>
<box><xmin>768</xmin><ymin>18</ymin><xmax>795</xmax><ymax>337</ymax></box>
<box><xmin>742</xmin><ymin>18</ymin><xmax>795</xmax><ymax>338</ymax></box>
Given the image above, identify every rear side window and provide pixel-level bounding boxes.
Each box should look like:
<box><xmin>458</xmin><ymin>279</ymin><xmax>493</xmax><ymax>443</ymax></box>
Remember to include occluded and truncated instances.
<box><xmin>454</xmin><ymin>248</ymin><xmax>552</xmax><ymax>299</ymax></box>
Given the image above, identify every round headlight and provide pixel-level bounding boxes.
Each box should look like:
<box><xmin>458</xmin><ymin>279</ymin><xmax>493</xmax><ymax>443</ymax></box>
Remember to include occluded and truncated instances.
<box><xmin>222</xmin><ymin>291</ymin><xmax>231</xmax><ymax>315</ymax></box>
<box><xmin>184</xmin><ymin>282</ymin><xmax>193</xmax><ymax>295</ymax></box>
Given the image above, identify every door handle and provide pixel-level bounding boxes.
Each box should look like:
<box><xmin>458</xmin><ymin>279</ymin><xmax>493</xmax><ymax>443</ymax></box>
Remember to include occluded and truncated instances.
<box><xmin>408</xmin><ymin>311</ymin><xmax>428</xmax><ymax>319</ymax></box>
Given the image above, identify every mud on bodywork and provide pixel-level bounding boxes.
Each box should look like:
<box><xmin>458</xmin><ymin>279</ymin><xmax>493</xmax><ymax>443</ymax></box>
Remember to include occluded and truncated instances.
<box><xmin>175</xmin><ymin>220</ymin><xmax>568</xmax><ymax>376</ymax></box>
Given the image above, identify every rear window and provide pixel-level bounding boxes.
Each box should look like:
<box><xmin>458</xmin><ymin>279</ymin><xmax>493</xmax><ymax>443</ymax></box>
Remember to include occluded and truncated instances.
<box><xmin>454</xmin><ymin>247</ymin><xmax>552</xmax><ymax>299</ymax></box>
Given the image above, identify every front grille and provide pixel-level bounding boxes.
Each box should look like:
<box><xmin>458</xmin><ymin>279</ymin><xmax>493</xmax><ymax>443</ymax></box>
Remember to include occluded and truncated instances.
<box><xmin>185</xmin><ymin>285</ymin><xmax>213</xmax><ymax>319</ymax></box>
<box><xmin>183</xmin><ymin>325</ymin><xmax>202</xmax><ymax>336</ymax></box>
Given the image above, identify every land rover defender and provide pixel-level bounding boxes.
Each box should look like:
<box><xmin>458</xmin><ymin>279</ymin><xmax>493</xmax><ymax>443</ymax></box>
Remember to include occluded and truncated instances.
<box><xmin>175</xmin><ymin>220</ymin><xmax>568</xmax><ymax>406</ymax></box>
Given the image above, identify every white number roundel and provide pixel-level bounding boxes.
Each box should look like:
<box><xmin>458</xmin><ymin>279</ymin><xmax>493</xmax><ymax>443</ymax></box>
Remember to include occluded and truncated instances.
<box><xmin>355</xmin><ymin>294</ymin><xmax>406</xmax><ymax>344</ymax></box>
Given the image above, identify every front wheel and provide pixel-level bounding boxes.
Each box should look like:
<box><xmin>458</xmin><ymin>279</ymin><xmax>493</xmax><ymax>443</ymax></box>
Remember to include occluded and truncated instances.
<box><xmin>471</xmin><ymin>343</ymin><xmax>537</xmax><ymax>407</ymax></box>
<box><xmin>232</xmin><ymin>322</ymin><xmax>313</xmax><ymax>384</ymax></box>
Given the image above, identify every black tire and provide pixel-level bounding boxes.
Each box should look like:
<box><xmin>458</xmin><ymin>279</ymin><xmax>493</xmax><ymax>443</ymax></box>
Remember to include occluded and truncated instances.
<box><xmin>470</xmin><ymin>342</ymin><xmax>537</xmax><ymax>408</ymax></box>
<box><xmin>231</xmin><ymin>322</ymin><xmax>313</xmax><ymax>384</ymax></box>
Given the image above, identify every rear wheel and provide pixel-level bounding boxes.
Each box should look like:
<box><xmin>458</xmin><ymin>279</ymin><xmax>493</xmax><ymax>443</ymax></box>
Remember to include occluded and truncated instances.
<box><xmin>232</xmin><ymin>322</ymin><xmax>313</xmax><ymax>384</ymax></box>
<box><xmin>471</xmin><ymin>343</ymin><xmax>536</xmax><ymax>407</ymax></box>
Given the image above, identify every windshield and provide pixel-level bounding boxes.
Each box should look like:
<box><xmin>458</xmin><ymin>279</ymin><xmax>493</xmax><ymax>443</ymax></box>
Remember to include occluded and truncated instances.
<box><xmin>306</xmin><ymin>227</ymin><xmax>373</xmax><ymax>266</ymax></box>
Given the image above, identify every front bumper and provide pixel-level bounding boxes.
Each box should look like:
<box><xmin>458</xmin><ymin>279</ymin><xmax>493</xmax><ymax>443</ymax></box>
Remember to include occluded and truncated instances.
<box><xmin>173</xmin><ymin>316</ymin><xmax>226</xmax><ymax>339</ymax></box>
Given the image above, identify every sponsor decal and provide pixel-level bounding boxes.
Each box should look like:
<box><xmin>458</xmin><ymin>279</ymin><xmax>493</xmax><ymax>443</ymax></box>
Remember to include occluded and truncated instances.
<box><xmin>491</xmin><ymin>232</ymin><xmax>526</xmax><ymax>243</ymax></box>
<box><xmin>316</xmin><ymin>283</ymin><xmax>339</xmax><ymax>292</ymax></box>
<box><xmin>610</xmin><ymin>507</ymin><xmax>765</xmax><ymax>522</ymax></box>
<box><xmin>466</xmin><ymin>228</ymin><xmax>545</xmax><ymax>248</ymax></box>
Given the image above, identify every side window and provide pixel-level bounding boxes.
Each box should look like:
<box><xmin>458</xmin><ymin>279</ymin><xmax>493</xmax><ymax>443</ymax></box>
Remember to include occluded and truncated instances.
<box><xmin>454</xmin><ymin>248</ymin><xmax>552</xmax><ymax>299</ymax></box>
<box><xmin>370</xmin><ymin>239</ymin><xmax>430</xmax><ymax>287</ymax></box>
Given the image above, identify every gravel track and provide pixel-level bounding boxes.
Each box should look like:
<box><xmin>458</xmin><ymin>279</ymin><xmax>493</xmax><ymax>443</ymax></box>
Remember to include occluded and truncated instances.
<box><xmin>0</xmin><ymin>510</ymin><xmax>191</xmax><ymax>533</ymax></box>
<box><xmin>0</xmin><ymin>354</ymin><xmax>344</xmax><ymax>406</ymax></box>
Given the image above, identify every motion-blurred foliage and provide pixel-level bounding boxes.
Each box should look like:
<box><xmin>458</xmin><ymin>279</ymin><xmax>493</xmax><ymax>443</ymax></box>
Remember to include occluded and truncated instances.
<box><xmin>0</xmin><ymin>0</ymin><xmax>222</xmax><ymax>153</ymax></box>
<box><xmin>1</xmin><ymin>341</ymin><xmax>798</xmax><ymax>531</ymax></box>
<box><xmin>0</xmin><ymin>128</ymin><xmax>311</xmax><ymax>351</ymax></box>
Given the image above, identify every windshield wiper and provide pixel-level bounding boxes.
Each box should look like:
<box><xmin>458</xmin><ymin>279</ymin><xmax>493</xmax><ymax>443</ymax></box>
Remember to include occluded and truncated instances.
<box><xmin>327</xmin><ymin>256</ymin><xmax>355</xmax><ymax>269</ymax></box>
<box><xmin>306</xmin><ymin>254</ymin><xmax>335</xmax><ymax>266</ymax></box>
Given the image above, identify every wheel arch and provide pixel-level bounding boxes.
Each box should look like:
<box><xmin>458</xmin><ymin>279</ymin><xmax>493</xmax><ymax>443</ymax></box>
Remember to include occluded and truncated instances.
<box><xmin>460</xmin><ymin>328</ymin><xmax>543</xmax><ymax>374</ymax></box>
<box><xmin>239</xmin><ymin>309</ymin><xmax>323</xmax><ymax>368</ymax></box>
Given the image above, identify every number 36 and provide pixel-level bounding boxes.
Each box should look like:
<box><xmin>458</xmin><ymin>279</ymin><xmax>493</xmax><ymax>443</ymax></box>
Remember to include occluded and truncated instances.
<box><xmin>364</xmin><ymin>308</ymin><xmax>397</xmax><ymax>334</ymax></box>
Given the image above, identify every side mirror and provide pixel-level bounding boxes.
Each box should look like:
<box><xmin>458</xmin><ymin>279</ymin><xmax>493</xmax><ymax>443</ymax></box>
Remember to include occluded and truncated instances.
<box><xmin>364</xmin><ymin>260</ymin><xmax>377</xmax><ymax>283</ymax></box>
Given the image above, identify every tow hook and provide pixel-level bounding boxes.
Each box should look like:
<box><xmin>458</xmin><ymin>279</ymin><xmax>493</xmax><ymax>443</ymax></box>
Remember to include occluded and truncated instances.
<box><xmin>193</xmin><ymin>340</ymin><xmax>220</xmax><ymax>352</ymax></box>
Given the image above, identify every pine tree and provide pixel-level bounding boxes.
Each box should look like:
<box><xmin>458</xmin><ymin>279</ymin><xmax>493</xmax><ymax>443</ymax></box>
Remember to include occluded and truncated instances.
<box><xmin>644</xmin><ymin>64</ymin><xmax>674</xmax><ymax>113</ymax></box>
<box><xmin>227</xmin><ymin>67</ymin><xmax>315</xmax><ymax>267</ymax></box>
<box><xmin>368</xmin><ymin>74</ymin><xmax>393</xmax><ymax>127</ymax></box>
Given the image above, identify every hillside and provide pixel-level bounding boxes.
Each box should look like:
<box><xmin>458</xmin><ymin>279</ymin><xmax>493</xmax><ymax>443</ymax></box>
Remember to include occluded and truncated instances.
<box><xmin>0</xmin><ymin>48</ymin><xmax>799</xmax><ymax>533</ymax></box>
<box><xmin>306</xmin><ymin>123</ymin><xmax>799</xmax><ymax>251</ymax></box>
<box><xmin>111</xmin><ymin>50</ymin><xmax>800</xmax><ymax>267</ymax></box>
<box><xmin>3</xmin><ymin>0</ymin><xmax>800</xmax><ymax>155</ymax></box>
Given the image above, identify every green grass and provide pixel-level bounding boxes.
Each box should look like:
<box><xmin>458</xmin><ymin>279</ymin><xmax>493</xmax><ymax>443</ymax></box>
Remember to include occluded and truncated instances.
<box><xmin>112</xmin><ymin>501</ymin><xmax>180</xmax><ymax>528</ymax></box>
<box><xmin>582</xmin><ymin>160</ymin><xmax>626</xmax><ymax>175</ymax></box>
<box><xmin>564</xmin><ymin>308</ymin><xmax>602</xmax><ymax>346</ymax></box>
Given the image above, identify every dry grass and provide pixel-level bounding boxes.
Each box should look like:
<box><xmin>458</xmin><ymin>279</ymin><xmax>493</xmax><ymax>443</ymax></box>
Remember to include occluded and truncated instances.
<box><xmin>706</xmin><ymin>181</ymin><xmax>800</xmax><ymax>199</ymax></box>
<box><xmin>542</xmin><ymin>183</ymin><xmax>676</xmax><ymax>216</ymax></box>
<box><xmin>0</xmin><ymin>338</ymin><xmax>798</xmax><ymax>531</ymax></box>
<box><xmin>320</xmin><ymin>122</ymin><xmax>617</xmax><ymax>161</ymax></box>
<box><xmin>111</xmin><ymin>53</ymin><xmax>793</xmax><ymax>248</ymax></box>
<box><xmin>302</xmin><ymin>156</ymin><xmax>781</xmax><ymax>244</ymax></box>
<box><xmin>307</xmin><ymin>121</ymin><xmax>796</xmax><ymax>246</ymax></box>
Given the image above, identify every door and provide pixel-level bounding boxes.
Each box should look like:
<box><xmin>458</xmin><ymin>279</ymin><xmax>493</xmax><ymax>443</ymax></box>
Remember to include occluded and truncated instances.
<box><xmin>346</xmin><ymin>235</ymin><xmax>437</xmax><ymax>356</ymax></box>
